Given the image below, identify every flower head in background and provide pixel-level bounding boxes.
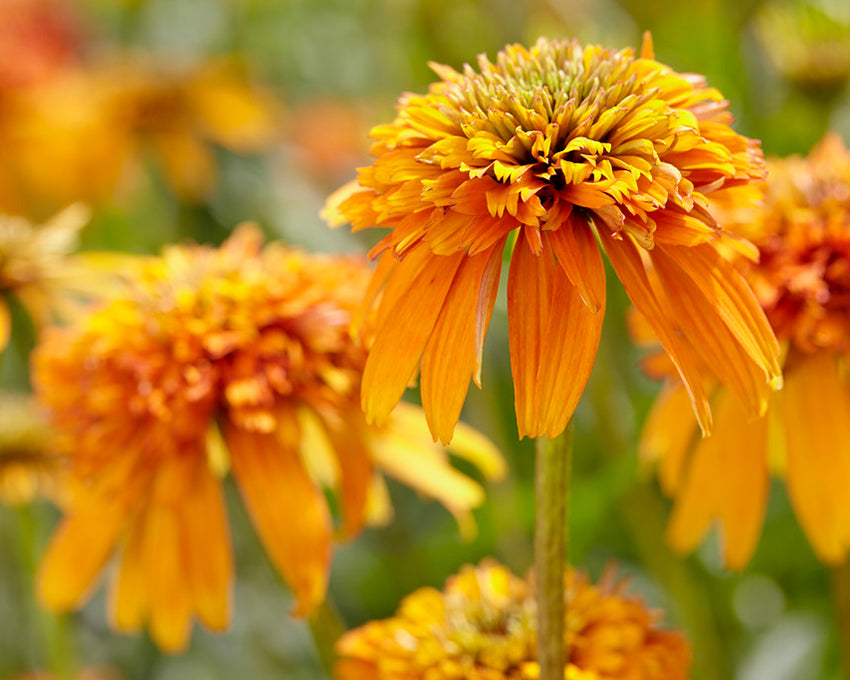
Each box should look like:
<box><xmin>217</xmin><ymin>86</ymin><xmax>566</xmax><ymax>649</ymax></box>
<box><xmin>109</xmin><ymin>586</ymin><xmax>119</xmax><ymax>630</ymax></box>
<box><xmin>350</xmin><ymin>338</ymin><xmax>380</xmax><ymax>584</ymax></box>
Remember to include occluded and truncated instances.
<box><xmin>0</xmin><ymin>392</ymin><xmax>65</xmax><ymax>506</ymax></box>
<box><xmin>641</xmin><ymin>133</ymin><xmax>850</xmax><ymax>567</ymax></box>
<box><xmin>33</xmin><ymin>225</ymin><xmax>503</xmax><ymax>652</ymax></box>
<box><xmin>0</xmin><ymin>205</ymin><xmax>104</xmax><ymax>356</ymax></box>
<box><xmin>0</xmin><ymin>56</ymin><xmax>281</xmax><ymax>214</ymax></box>
<box><xmin>326</xmin><ymin>35</ymin><xmax>780</xmax><ymax>443</ymax></box>
<box><xmin>335</xmin><ymin>560</ymin><xmax>691</xmax><ymax>680</ymax></box>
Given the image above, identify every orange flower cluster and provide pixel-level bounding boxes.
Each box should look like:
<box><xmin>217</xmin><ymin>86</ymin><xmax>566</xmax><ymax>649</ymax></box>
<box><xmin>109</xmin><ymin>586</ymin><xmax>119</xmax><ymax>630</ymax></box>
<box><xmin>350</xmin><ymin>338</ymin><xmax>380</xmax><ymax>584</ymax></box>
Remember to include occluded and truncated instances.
<box><xmin>327</xmin><ymin>36</ymin><xmax>779</xmax><ymax>443</ymax></box>
<box><xmin>642</xmin><ymin>134</ymin><xmax>850</xmax><ymax>566</ymax></box>
<box><xmin>335</xmin><ymin>561</ymin><xmax>691</xmax><ymax>680</ymax></box>
<box><xmin>0</xmin><ymin>56</ymin><xmax>280</xmax><ymax>215</ymax></box>
<box><xmin>33</xmin><ymin>225</ymin><xmax>503</xmax><ymax>652</ymax></box>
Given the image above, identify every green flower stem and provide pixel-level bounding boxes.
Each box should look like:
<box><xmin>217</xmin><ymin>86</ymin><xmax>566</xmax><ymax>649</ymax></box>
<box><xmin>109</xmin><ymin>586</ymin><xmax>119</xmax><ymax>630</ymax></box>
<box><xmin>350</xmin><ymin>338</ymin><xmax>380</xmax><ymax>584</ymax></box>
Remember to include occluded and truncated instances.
<box><xmin>308</xmin><ymin>596</ymin><xmax>347</xmax><ymax>678</ymax></box>
<box><xmin>535</xmin><ymin>422</ymin><xmax>573</xmax><ymax>679</ymax></box>
<box><xmin>830</xmin><ymin>561</ymin><xmax>850</xmax><ymax>675</ymax></box>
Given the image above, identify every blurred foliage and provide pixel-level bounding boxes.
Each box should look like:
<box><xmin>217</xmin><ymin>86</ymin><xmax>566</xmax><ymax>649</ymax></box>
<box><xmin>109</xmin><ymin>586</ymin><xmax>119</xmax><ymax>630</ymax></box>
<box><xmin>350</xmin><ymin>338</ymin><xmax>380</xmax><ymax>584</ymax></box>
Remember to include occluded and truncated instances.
<box><xmin>2</xmin><ymin>0</ymin><xmax>850</xmax><ymax>679</ymax></box>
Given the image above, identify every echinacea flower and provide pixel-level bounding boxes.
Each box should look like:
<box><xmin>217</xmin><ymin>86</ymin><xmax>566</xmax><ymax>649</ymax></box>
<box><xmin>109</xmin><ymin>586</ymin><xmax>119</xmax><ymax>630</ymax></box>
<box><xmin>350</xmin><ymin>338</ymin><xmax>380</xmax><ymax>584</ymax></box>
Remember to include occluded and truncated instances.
<box><xmin>335</xmin><ymin>560</ymin><xmax>691</xmax><ymax>680</ymax></box>
<box><xmin>325</xmin><ymin>35</ymin><xmax>781</xmax><ymax>443</ymax></box>
<box><xmin>33</xmin><ymin>225</ymin><xmax>503</xmax><ymax>652</ymax></box>
<box><xmin>0</xmin><ymin>205</ymin><xmax>103</xmax><ymax>357</ymax></box>
<box><xmin>641</xmin><ymin>133</ymin><xmax>850</xmax><ymax>566</ymax></box>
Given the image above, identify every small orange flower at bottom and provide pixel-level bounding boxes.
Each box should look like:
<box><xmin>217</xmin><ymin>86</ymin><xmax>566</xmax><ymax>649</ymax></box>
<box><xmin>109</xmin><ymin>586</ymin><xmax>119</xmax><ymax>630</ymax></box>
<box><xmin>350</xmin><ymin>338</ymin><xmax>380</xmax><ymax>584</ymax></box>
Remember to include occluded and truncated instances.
<box><xmin>32</xmin><ymin>225</ymin><xmax>504</xmax><ymax>653</ymax></box>
<box><xmin>335</xmin><ymin>561</ymin><xmax>691</xmax><ymax>680</ymax></box>
<box><xmin>640</xmin><ymin>134</ymin><xmax>850</xmax><ymax>567</ymax></box>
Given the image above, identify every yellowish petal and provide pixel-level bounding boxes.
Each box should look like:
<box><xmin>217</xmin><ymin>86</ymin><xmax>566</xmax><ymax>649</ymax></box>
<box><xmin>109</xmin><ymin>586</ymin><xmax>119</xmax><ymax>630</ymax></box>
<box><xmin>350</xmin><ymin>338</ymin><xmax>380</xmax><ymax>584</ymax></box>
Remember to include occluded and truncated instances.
<box><xmin>227</xmin><ymin>418</ymin><xmax>332</xmax><ymax>616</ymax></box>
<box><xmin>781</xmin><ymin>353</ymin><xmax>850</xmax><ymax>563</ymax></box>
<box><xmin>666</xmin><ymin>389</ymin><xmax>769</xmax><ymax>569</ymax></box>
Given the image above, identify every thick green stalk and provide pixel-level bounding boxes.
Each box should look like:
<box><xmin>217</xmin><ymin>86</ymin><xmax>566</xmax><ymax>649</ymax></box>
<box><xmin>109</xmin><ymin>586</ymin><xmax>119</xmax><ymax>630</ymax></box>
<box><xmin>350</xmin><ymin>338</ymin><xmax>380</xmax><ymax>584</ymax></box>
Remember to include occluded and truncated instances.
<box><xmin>535</xmin><ymin>422</ymin><xmax>573</xmax><ymax>679</ymax></box>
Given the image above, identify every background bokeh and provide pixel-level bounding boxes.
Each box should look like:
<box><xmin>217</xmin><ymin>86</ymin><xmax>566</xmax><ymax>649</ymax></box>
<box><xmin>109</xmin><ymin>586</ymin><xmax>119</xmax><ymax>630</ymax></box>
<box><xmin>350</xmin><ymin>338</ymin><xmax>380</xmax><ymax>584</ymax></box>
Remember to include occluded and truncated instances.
<box><xmin>2</xmin><ymin>1</ymin><xmax>850</xmax><ymax>679</ymax></box>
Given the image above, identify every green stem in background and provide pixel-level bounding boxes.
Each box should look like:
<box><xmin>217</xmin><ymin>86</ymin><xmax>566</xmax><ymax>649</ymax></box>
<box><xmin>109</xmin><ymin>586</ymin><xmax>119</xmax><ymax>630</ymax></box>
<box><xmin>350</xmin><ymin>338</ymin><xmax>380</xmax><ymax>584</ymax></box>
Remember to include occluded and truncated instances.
<box><xmin>308</xmin><ymin>596</ymin><xmax>347</xmax><ymax>677</ymax></box>
<box><xmin>830</xmin><ymin>561</ymin><xmax>850</xmax><ymax>675</ymax></box>
<box><xmin>15</xmin><ymin>506</ymin><xmax>76</xmax><ymax>680</ymax></box>
<box><xmin>535</xmin><ymin>422</ymin><xmax>573</xmax><ymax>679</ymax></box>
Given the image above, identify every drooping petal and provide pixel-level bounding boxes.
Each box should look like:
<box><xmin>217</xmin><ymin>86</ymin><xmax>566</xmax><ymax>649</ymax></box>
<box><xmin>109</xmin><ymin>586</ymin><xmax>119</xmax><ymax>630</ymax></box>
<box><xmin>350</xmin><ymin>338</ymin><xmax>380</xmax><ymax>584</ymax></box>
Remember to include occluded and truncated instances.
<box><xmin>650</xmin><ymin>247</ymin><xmax>773</xmax><ymax>417</ymax></box>
<box><xmin>538</xmin><ymin>236</ymin><xmax>605</xmax><ymax>439</ymax></box>
<box><xmin>666</xmin><ymin>389</ymin><xmax>769</xmax><ymax>569</ymax></box>
<box><xmin>473</xmin><ymin>243</ymin><xmax>503</xmax><ymax>386</ymax></box>
<box><xmin>142</xmin><ymin>503</ymin><xmax>193</xmax><ymax>653</ymax></box>
<box><xmin>639</xmin><ymin>382</ymin><xmax>700</xmax><ymax>495</ymax></box>
<box><xmin>362</xmin><ymin>246</ymin><xmax>464</xmax><ymax>426</ymax></box>
<box><xmin>781</xmin><ymin>353</ymin><xmax>850</xmax><ymax>563</ymax></box>
<box><xmin>181</xmin><ymin>464</ymin><xmax>232</xmax><ymax>632</ymax></box>
<box><xmin>227</xmin><ymin>417</ymin><xmax>333</xmax><ymax>616</ymax></box>
<box><xmin>661</xmin><ymin>243</ymin><xmax>782</xmax><ymax>385</ymax></box>
<box><xmin>548</xmin><ymin>213</ymin><xmax>606</xmax><ymax>312</ymax></box>
<box><xmin>38</xmin><ymin>495</ymin><xmax>126</xmax><ymax>611</ymax></box>
<box><xmin>421</xmin><ymin>249</ymin><xmax>498</xmax><ymax>443</ymax></box>
<box><xmin>507</xmin><ymin>231</ymin><xmax>546</xmax><ymax>438</ymax></box>
<box><xmin>110</xmin><ymin>519</ymin><xmax>147</xmax><ymax>633</ymax></box>
<box><xmin>599</xmin><ymin>229</ymin><xmax>712</xmax><ymax>433</ymax></box>
<box><xmin>0</xmin><ymin>297</ymin><xmax>10</xmax><ymax>352</ymax></box>
<box><xmin>321</xmin><ymin>414</ymin><xmax>373</xmax><ymax>539</ymax></box>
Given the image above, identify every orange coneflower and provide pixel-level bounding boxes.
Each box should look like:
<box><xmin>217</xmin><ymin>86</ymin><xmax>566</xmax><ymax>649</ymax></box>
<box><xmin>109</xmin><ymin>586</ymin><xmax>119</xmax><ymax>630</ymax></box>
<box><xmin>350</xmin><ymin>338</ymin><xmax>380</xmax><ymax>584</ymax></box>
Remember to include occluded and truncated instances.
<box><xmin>641</xmin><ymin>133</ymin><xmax>850</xmax><ymax>567</ymax></box>
<box><xmin>335</xmin><ymin>560</ymin><xmax>691</xmax><ymax>680</ymax></box>
<box><xmin>325</xmin><ymin>36</ymin><xmax>780</xmax><ymax>443</ymax></box>
<box><xmin>33</xmin><ymin>225</ymin><xmax>503</xmax><ymax>653</ymax></box>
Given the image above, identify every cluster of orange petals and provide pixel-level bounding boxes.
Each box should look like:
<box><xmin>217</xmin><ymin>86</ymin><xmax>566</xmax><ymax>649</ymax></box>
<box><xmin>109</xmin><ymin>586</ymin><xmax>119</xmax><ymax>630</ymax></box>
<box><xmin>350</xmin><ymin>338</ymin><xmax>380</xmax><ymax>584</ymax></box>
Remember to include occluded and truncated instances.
<box><xmin>0</xmin><ymin>54</ymin><xmax>280</xmax><ymax>215</ymax></box>
<box><xmin>642</xmin><ymin>134</ymin><xmax>850</xmax><ymax>566</ymax></box>
<box><xmin>335</xmin><ymin>560</ymin><xmax>691</xmax><ymax>680</ymax></box>
<box><xmin>32</xmin><ymin>225</ymin><xmax>502</xmax><ymax>652</ymax></box>
<box><xmin>328</xmin><ymin>36</ymin><xmax>780</xmax><ymax>443</ymax></box>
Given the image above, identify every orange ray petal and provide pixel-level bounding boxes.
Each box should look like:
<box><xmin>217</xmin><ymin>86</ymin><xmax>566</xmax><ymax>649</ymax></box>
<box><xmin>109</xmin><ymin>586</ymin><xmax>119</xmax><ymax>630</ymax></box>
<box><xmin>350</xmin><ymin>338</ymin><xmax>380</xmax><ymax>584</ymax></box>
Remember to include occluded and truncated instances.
<box><xmin>142</xmin><ymin>502</ymin><xmax>193</xmax><ymax>653</ymax></box>
<box><xmin>321</xmin><ymin>415</ymin><xmax>373</xmax><ymax>539</ymax></box>
<box><xmin>548</xmin><ymin>214</ymin><xmax>606</xmax><ymax>312</ymax></box>
<box><xmin>781</xmin><ymin>353</ymin><xmax>850</xmax><ymax>563</ymax></box>
<box><xmin>507</xmin><ymin>232</ymin><xmax>545</xmax><ymax>438</ymax></box>
<box><xmin>38</xmin><ymin>496</ymin><xmax>126</xmax><ymax>612</ymax></box>
<box><xmin>363</xmin><ymin>247</ymin><xmax>465</xmax><ymax>426</ymax></box>
<box><xmin>474</xmin><ymin>243</ymin><xmax>504</xmax><ymax>386</ymax></box>
<box><xmin>639</xmin><ymin>382</ymin><xmax>700</xmax><ymax>495</ymax></box>
<box><xmin>599</xmin><ymin>230</ymin><xmax>712</xmax><ymax>433</ymax></box>
<box><xmin>421</xmin><ymin>250</ymin><xmax>496</xmax><ymax>443</ymax></box>
<box><xmin>227</xmin><ymin>418</ymin><xmax>333</xmax><ymax>616</ymax></box>
<box><xmin>666</xmin><ymin>388</ymin><xmax>769</xmax><ymax>569</ymax></box>
<box><xmin>650</xmin><ymin>247</ymin><xmax>772</xmax><ymax>416</ymax></box>
<box><xmin>181</xmin><ymin>465</ymin><xmax>233</xmax><ymax>632</ymax></box>
<box><xmin>537</xmin><ymin>233</ymin><xmax>605</xmax><ymax>438</ymax></box>
<box><xmin>110</xmin><ymin>519</ymin><xmax>148</xmax><ymax>633</ymax></box>
<box><xmin>0</xmin><ymin>297</ymin><xmax>10</xmax><ymax>352</ymax></box>
<box><xmin>661</xmin><ymin>243</ymin><xmax>781</xmax><ymax>384</ymax></box>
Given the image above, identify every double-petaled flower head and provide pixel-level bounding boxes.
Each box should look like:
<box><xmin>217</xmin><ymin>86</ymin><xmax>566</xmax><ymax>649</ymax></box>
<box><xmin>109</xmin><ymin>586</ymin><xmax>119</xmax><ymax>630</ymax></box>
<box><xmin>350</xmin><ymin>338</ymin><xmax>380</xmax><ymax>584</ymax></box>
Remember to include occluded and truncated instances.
<box><xmin>335</xmin><ymin>560</ymin><xmax>691</xmax><ymax>679</ymax></box>
<box><xmin>642</xmin><ymin>134</ymin><xmax>850</xmax><ymax>567</ymax></box>
<box><xmin>33</xmin><ymin>225</ymin><xmax>503</xmax><ymax>652</ymax></box>
<box><xmin>326</xmin><ymin>35</ymin><xmax>781</xmax><ymax>443</ymax></box>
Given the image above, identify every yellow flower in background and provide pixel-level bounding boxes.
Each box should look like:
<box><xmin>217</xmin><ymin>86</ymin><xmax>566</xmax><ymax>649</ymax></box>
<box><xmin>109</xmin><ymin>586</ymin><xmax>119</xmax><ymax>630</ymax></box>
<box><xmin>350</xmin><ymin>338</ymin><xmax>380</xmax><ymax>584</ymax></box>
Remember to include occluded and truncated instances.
<box><xmin>0</xmin><ymin>205</ymin><xmax>104</xmax><ymax>355</ymax></box>
<box><xmin>33</xmin><ymin>225</ymin><xmax>504</xmax><ymax>653</ymax></box>
<box><xmin>642</xmin><ymin>133</ymin><xmax>850</xmax><ymax>567</ymax></box>
<box><xmin>335</xmin><ymin>560</ymin><xmax>691</xmax><ymax>680</ymax></box>
<box><xmin>326</xmin><ymin>35</ymin><xmax>779</xmax><ymax>444</ymax></box>
<box><xmin>11</xmin><ymin>671</ymin><xmax>121</xmax><ymax>680</ymax></box>
<box><xmin>0</xmin><ymin>392</ymin><xmax>65</xmax><ymax>506</ymax></box>
<box><xmin>0</xmin><ymin>56</ymin><xmax>281</xmax><ymax>214</ymax></box>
